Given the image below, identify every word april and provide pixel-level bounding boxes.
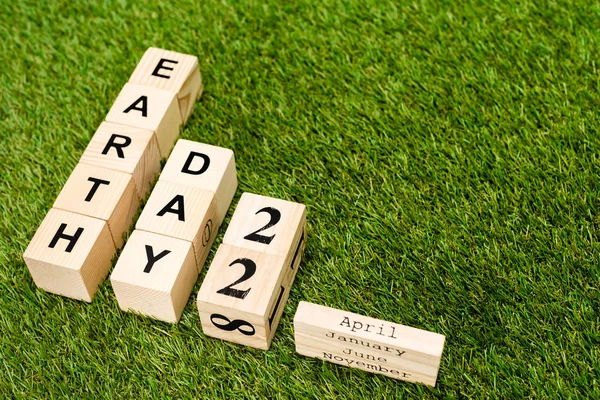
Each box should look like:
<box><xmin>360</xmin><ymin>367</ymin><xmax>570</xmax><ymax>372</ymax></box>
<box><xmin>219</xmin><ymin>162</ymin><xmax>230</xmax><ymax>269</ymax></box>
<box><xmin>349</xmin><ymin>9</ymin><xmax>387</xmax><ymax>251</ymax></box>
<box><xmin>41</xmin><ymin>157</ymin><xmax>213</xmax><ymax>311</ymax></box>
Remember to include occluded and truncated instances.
<box><xmin>339</xmin><ymin>316</ymin><xmax>398</xmax><ymax>338</ymax></box>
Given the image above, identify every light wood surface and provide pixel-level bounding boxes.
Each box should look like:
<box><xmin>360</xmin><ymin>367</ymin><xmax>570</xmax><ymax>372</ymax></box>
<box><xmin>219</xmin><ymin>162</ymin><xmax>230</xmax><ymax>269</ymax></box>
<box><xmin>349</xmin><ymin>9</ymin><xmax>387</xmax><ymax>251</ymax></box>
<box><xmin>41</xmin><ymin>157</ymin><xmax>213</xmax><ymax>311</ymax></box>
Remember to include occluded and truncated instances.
<box><xmin>105</xmin><ymin>83</ymin><xmax>182</xmax><ymax>157</ymax></box>
<box><xmin>197</xmin><ymin>193</ymin><xmax>306</xmax><ymax>349</ymax></box>
<box><xmin>53</xmin><ymin>163</ymin><xmax>139</xmax><ymax>249</ymax></box>
<box><xmin>197</xmin><ymin>207</ymin><xmax>305</xmax><ymax>350</ymax></box>
<box><xmin>80</xmin><ymin>121</ymin><xmax>161</xmax><ymax>198</ymax></box>
<box><xmin>222</xmin><ymin>192</ymin><xmax>306</xmax><ymax>259</ymax></box>
<box><xmin>23</xmin><ymin>208</ymin><xmax>116</xmax><ymax>302</ymax></box>
<box><xmin>110</xmin><ymin>230</ymin><xmax>197</xmax><ymax>323</ymax></box>
<box><xmin>129</xmin><ymin>47</ymin><xmax>202</xmax><ymax>124</ymax></box>
<box><xmin>135</xmin><ymin>181</ymin><xmax>218</xmax><ymax>272</ymax></box>
<box><xmin>197</xmin><ymin>244</ymin><xmax>292</xmax><ymax>350</ymax></box>
<box><xmin>293</xmin><ymin>301</ymin><xmax>446</xmax><ymax>386</ymax></box>
<box><xmin>158</xmin><ymin>139</ymin><xmax>237</xmax><ymax>224</ymax></box>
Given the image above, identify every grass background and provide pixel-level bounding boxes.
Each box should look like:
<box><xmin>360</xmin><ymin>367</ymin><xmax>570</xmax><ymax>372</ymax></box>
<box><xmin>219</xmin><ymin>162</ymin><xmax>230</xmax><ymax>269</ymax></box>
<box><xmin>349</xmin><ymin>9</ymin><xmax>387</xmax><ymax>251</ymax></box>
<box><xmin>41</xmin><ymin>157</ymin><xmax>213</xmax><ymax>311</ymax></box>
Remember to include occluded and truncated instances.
<box><xmin>1</xmin><ymin>0</ymin><xmax>599</xmax><ymax>397</ymax></box>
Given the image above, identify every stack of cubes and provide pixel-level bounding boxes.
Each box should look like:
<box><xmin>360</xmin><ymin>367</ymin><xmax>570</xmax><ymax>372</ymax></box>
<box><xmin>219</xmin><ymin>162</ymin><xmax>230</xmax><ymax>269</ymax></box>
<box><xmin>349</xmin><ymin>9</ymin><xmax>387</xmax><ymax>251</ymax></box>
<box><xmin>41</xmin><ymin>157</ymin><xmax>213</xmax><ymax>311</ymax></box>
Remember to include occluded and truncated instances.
<box><xmin>110</xmin><ymin>139</ymin><xmax>237</xmax><ymax>323</ymax></box>
<box><xmin>197</xmin><ymin>193</ymin><xmax>306</xmax><ymax>349</ymax></box>
<box><xmin>23</xmin><ymin>48</ymin><xmax>203</xmax><ymax>302</ymax></box>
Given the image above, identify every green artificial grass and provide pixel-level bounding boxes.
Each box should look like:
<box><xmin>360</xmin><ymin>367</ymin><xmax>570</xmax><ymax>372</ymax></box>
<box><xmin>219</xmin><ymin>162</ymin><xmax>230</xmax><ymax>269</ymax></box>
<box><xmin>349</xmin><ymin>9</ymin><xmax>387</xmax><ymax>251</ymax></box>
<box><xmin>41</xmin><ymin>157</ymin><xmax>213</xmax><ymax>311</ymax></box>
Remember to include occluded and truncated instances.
<box><xmin>1</xmin><ymin>0</ymin><xmax>599</xmax><ymax>397</ymax></box>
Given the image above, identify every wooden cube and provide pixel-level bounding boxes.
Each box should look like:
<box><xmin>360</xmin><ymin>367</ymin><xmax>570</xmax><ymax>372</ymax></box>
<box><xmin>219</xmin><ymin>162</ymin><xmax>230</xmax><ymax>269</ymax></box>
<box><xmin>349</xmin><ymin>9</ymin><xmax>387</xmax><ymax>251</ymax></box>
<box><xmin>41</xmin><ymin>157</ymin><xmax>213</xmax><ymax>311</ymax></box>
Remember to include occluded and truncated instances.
<box><xmin>135</xmin><ymin>181</ymin><xmax>218</xmax><ymax>271</ymax></box>
<box><xmin>129</xmin><ymin>47</ymin><xmax>202</xmax><ymax>124</ymax></box>
<box><xmin>106</xmin><ymin>83</ymin><xmax>182</xmax><ymax>157</ymax></box>
<box><xmin>197</xmin><ymin>244</ymin><xmax>296</xmax><ymax>350</ymax></box>
<box><xmin>53</xmin><ymin>163</ymin><xmax>139</xmax><ymax>249</ymax></box>
<box><xmin>223</xmin><ymin>193</ymin><xmax>306</xmax><ymax>259</ymax></box>
<box><xmin>158</xmin><ymin>139</ymin><xmax>237</xmax><ymax>224</ymax></box>
<box><xmin>293</xmin><ymin>302</ymin><xmax>446</xmax><ymax>387</ymax></box>
<box><xmin>80</xmin><ymin>121</ymin><xmax>161</xmax><ymax>198</ymax></box>
<box><xmin>23</xmin><ymin>208</ymin><xmax>116</xmax><ymax>302</ymax></box>
<box><xmin>110</xmin><ymin>230</ymin><xmax>197</xmax><ymax>323</ymax></box>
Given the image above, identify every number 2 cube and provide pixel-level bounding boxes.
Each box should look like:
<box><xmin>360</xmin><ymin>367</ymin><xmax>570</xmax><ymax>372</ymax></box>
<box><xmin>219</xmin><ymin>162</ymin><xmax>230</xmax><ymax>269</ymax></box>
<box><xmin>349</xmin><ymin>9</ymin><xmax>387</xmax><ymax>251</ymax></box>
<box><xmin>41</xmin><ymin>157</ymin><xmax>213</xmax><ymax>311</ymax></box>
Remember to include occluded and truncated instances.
<box><xmin>197</xmin><ymin>193</ymin><xmax>306</xmax><ymax>350</ymax></box>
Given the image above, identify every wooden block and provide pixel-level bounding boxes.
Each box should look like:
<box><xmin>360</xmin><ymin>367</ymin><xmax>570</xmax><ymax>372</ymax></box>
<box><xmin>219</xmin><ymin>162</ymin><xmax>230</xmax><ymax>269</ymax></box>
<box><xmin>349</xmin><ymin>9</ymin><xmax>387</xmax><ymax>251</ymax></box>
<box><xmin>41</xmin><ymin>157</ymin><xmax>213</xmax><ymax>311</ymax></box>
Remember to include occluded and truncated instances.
<box><xmin>135</xmin><ymin>181</ymin><xmax>218</xmax><ymax>271</ymax></box>
<box><xmin>80</xmin><ymin>121</ymin><xmax>161</xmax><ymax>198</ymax></box>
<box><xmin>53</xmin><ymin>163</ymin><xmax>139</xmax><ymax>249</ymax></box>
<box><xmin>197</xmin><ymin>244</ymin><xmax>298</xmax><ymax>350</ymax></box>
<box><xmin>223</xmin><ymin>192</ymin><xmax>306</xmax><ymax>259</ymax></box>
<box><xmin>158</xmin><ymin>139</ymin><xmax>237</xmax><ymax>224</ymax></box>
<box><xmin>110</xmin><ymin>230</ymin><xmax>197</xmax><ymax>323</ymax></box>
<box><xmin>105</xmin><ymin>83</ymin><xmax>182</xmax><ymax>157</ymax></box>
<box><xmin>293</xmin><ymin>302</ymin><xmax>446</xmax><ymax>387</ymax></box>
<box><xmin>23</xmin><ymin>208</ymin><xmax>116</xmax><ymax>302</ymax></box>
<box><xmin>129</xmin><ymin>47</ymin><xmax>202</xmax><ymax>124</ymax></box>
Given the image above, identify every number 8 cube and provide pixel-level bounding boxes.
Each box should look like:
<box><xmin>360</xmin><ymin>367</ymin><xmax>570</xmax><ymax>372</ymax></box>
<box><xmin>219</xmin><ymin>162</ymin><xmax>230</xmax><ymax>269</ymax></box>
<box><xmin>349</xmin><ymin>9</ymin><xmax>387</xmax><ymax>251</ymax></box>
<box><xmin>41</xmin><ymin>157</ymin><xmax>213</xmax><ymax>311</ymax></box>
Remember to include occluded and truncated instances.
<box><xmin>197</xmin><ymin>193</ymin><xmax>306</xmax><ymax>350</ymax></box>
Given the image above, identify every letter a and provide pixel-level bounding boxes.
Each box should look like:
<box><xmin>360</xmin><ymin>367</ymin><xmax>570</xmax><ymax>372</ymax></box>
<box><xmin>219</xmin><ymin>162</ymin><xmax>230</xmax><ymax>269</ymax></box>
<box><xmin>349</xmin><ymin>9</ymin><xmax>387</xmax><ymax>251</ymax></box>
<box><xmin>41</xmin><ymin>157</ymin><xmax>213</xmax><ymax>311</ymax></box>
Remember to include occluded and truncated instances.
<box><xmin>157</xmin><ymin>194</ymin><xmax>185</xmax><ymax>221</ymax></box>
<box><xmin>123</xmin><ymin>95</ymin><xmax>148</xmax><ymax>117</ymax></box>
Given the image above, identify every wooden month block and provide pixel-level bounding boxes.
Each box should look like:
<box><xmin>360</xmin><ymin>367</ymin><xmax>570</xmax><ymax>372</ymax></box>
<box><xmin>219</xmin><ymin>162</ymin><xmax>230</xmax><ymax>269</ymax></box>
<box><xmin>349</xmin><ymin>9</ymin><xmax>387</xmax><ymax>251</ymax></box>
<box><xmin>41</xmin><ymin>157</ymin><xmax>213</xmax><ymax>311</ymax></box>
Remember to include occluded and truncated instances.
<box><xmin>223</xmin><ymin>193</ymin><xmax>306</xmax><ymax>260</ymax></box>
<box><xmin>197</xmin><ymin>244</ymin><xmax>300</xmax><ymax>350</ymax></box>
<box><xmin>135</xmin><ymin>181</ymin><xmax>218</xmax><ymax>271</ymax></box>
<box><xmin>110</xmin><ymin>230</ymin><xmax>197</xmax><ymax>323</ymax></box>
<box><xmin>129</xmin><ymin>47</ymin><xmax>202</xmax><ymax>124</ymax></box>
<box><xmin>23</xmin><ymin>208</ymin><xmax>116</xmax><ymax>302</ymax></box>
<box><xmin>80</xmin><ymin>121</ymin><xmax>161</xmax><ymax>198</ymax></box>
<box><xmin>158</xmin><ymin>139</ymin><xmax>237</xmax><ymax>224</ymax></box>
<box><xmin>105</xmin><ymin>83</ymin><xmax>182</xmax><ymax>157</ymax></box>
<box><xmin>53</xmin><ymin>163</ymin><xmax>139</xmax><ymax>249</ymax></box>
<box><xmin>293</xmin><ymin>302</ymin><xmax>446</xmax><ymax>387</ymax></box>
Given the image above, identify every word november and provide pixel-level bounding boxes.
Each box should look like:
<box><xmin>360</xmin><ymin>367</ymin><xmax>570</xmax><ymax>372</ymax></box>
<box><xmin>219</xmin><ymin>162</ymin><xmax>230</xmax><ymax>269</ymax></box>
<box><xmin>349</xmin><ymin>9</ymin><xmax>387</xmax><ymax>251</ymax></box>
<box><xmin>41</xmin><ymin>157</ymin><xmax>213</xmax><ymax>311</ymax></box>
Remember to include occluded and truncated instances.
<box><xmin>294</xmin><ymin>301</ymin><xmax>446</xmax><ymax>386</ymax></box>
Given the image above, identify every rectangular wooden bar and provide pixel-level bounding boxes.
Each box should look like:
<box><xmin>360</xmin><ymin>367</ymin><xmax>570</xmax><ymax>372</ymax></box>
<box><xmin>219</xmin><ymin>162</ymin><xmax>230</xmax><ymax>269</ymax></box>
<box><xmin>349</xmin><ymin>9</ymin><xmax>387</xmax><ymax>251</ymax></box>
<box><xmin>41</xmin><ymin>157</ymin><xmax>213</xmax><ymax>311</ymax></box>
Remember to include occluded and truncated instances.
<box><xmin>293</xmin><ymin>301</ymin><xmax>445</xmax><ymax>387</ymax></box>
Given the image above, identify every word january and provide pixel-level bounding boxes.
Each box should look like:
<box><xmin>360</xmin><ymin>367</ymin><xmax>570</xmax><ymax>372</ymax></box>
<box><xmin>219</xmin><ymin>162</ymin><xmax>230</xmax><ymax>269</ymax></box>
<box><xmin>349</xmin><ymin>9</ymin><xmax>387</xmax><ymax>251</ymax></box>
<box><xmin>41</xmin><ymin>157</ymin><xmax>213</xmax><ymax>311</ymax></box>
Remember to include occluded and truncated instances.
<box><xmin>325</xmin><ymin>331</ymin><xmax>406</xmax><ymax>357</ymax></box>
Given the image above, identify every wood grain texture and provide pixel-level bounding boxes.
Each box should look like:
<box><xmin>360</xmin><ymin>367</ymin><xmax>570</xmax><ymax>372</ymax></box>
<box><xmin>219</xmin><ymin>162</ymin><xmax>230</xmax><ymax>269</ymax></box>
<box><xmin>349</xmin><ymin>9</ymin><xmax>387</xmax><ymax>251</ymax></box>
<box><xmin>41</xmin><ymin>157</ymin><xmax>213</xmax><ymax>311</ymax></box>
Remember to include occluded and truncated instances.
<box><xmin>23</xmin><ymin>208</ymin><xmax>116</xmax><ymax>302</ymax></box>
<box><xmin>158</xmin><ymin>139</ymin><xmax>237</xmax><ymax>224</ymax></box>
<box><xmin>197</xmin><ymin>244</ymin><xmax>292</xmax><ymax>350</ymax></box>
<box><xmin>110</xmin><ymin>230</ymin><xmax>197</xmax><ymax>323</ymax></box>
<box><xmin>52</xmin><ymin>163</ymin><xmax>139</xmax><ymax>249</ymax></box>
<box><xmin>129</xmin><ymin>47</ymin><xmax>202</xmax><ymax>124</ymax></box>
<box><xmin>222</xmin><ymin>192</ymin><xmax>305</xmax><ymax>259</ymax></box>
<box><xmin>135</xmin><ymin>181</ymin><xmax>218</xmax><ymax>272</ymax></box>
<box><xmin>293</xmin><ymin>301</ymin><xmax>446</xmax><ymax>387</ymax></box>
<box><xmin>105</xmin><ymin>83</ymin><xmax>182</xmax><ymax>157</ymax></box>
<box><xmin>80</xmin><ymin>121</ymin><xmax>161</xmax><ymax>198</ymax></box>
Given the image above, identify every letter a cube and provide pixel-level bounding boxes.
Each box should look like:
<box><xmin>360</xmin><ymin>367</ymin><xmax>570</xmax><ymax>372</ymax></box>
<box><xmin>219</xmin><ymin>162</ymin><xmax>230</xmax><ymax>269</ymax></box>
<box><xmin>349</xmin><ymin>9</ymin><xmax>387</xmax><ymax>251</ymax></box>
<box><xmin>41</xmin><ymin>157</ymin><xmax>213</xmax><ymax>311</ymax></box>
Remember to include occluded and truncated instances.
<box><xmin>106</xmin><ymin>83</ymin><xmax>182</xmax><ymax>157</ymax></box>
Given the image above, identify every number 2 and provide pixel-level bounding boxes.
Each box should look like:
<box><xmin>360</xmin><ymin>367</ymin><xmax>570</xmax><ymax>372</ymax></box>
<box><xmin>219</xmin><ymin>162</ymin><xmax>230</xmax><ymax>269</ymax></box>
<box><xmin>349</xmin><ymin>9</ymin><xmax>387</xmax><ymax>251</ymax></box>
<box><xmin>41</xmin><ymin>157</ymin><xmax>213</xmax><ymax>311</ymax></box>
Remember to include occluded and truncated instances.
<box><xmin>216</xmin><ymin>258</ymin><xmax>256</xmax><ymax>299</ymax></box>
<box><xmin>243</xmin><ymin>207</ymin><xmax>281</xmax><ymax>244</ymax></box>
